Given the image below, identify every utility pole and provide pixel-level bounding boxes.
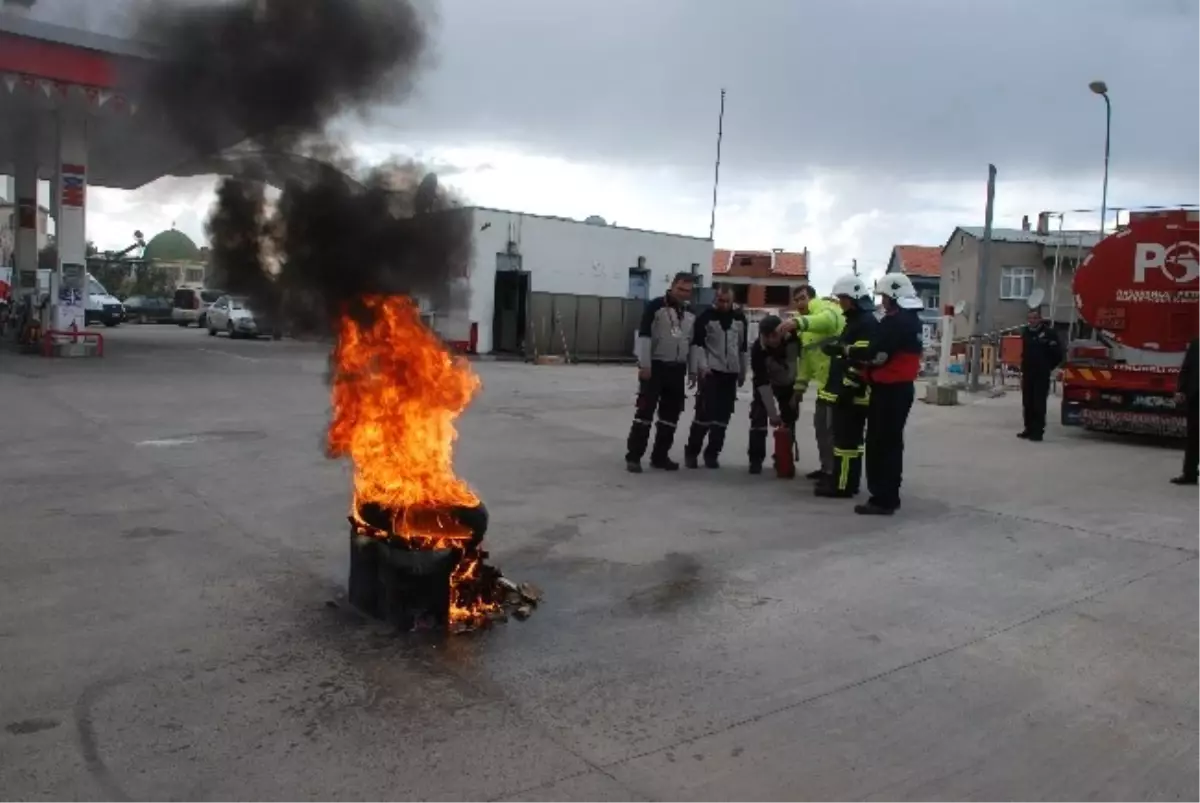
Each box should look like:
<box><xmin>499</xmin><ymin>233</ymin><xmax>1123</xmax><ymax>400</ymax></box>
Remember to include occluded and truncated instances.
<box><xmin>968</xmin><ymin>164</ymin><xmax>997</xmax><ymax>393</ymax></box>
<box><xmin>708</xmin><ymin>88</ymin><xmax>726</xmax><ymax>243</ymax></box>
<box><xmin>851</xmin><ymin>258</ymin><xmax>858</xmax><ymax>276</ymax></box>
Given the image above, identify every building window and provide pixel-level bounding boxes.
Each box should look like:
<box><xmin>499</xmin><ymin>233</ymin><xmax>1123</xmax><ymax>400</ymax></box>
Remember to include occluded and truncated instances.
<box><xmin>730</xmin><ymin>284</ymin><xmax>750</xmax><ymax>304</ymax></box>
<box><xmin>763</xmin><ymin>285</ymin><xmax>792</xmax><ymax>306</ymax></box>
<box><xmin>185</xmin><ymin>268</ymin><xmax>205</xmax><ymax>284</ymax></box>
<box><xmin>1000</xmin><ymin>266</ymin><xmax>1036</xmax><ymax>300</ymax></box>
<box><xmin>923</xmin><ymin>292</ymin><xmax>940</xmax><ymax>310</ymax></box>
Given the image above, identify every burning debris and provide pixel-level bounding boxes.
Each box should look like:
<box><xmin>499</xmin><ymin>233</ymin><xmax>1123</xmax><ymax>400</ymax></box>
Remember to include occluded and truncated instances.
<box><xmin>138</xmin><ymin>0</ymin><xmax>534</xmax><ymax>632</ymax></box>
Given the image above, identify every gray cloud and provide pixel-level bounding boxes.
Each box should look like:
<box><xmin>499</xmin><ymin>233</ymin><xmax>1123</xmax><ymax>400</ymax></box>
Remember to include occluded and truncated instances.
<box><xmin>385</xmin><ymin>0</ymin><xmax>1196</xmax><ymax>186</ymax></box>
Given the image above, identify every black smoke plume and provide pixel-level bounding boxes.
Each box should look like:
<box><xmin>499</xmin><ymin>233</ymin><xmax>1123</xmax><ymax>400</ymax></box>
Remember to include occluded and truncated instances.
<box><xmin>137</xmin><ymin>0</ymin><xmax>469</xmax><ymax>333</ymax></box>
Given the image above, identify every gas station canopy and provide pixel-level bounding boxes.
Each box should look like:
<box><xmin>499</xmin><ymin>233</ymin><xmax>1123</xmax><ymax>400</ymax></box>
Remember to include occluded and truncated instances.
<box><xmin>0</xmin><ymin>14</ymin><xmax>243</xmax><ymax>190</ymax></box>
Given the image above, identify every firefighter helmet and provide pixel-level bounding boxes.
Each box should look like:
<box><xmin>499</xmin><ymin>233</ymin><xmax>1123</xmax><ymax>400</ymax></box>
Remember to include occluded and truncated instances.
<box><xmin>831</xmin><ymin>273</ymin><xmax>874</xmax><ymax>311</ymax></box>
<box><xmin>874</xmin><ymin>273</ymin><xmax>924</xmax><ymax>309</ymax></box>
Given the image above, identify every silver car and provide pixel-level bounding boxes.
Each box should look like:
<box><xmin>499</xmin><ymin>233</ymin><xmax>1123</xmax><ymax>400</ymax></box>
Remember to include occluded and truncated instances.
<box><xmin>206</xmin><ymin>295</ymin><xmax>278</xmax><ymax>339</ymax></box>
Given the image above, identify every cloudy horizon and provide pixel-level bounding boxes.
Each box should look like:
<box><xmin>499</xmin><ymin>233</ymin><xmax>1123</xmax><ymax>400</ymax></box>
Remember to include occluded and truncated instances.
<box><xmin>10</xmin><ymin>0</ymin><xmax>1199</xmax><ymax>287</ymax></box>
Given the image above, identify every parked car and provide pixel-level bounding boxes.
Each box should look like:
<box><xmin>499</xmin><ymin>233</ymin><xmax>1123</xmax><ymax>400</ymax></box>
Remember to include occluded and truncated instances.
<box><xmin>84</xmin><ymin>274</ymin><xmax>124</xmax><ymax>327</ymax></box>
<box><xmin>206</xmin><ymin>295</ymin><xmax>281</xmax><ymax>339</ymax></box>
<box><xmin>172</xmin><ymin>287</ymin><xmax>225</xmax><ymax>328</ymax></box>
<box><xmin>123</xmin><ymin>295</ymin><xmax>174</xmax><ymax>324</ymax></box>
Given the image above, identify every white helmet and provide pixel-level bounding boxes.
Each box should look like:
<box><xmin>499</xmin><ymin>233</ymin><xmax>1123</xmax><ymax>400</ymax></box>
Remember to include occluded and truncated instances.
<box><xmin>874</xmin><ymin>273</ymin><xmax>924</xmax><ymax>310</ymax></box>
<box><xmin>831</xmin><ymin>273</ymin><xmax>875</xmax><ymax>310</ymax></box>
<box><xmin>831</xmin><ymin>273</ymin><xmax>869</xmax><ymax>299</ymax></box>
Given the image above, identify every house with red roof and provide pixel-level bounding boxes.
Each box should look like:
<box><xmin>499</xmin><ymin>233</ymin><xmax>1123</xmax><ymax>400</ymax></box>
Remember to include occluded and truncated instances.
<box><xmin>885</xmin><ymin>244</ymin><xmax>942</xmax><ymax>324</ymax></box>
<box><xmin>711</xmin><ymin>247</ymin><xmax>809</xmax><ymax>311</ymax></box>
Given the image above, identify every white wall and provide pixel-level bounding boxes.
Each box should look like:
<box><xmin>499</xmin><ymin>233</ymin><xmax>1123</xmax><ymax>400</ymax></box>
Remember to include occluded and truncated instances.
<box><xmin>462</xmin><ymin>208</ymin><xmax>712</xmax><ymax>354</ymax></box>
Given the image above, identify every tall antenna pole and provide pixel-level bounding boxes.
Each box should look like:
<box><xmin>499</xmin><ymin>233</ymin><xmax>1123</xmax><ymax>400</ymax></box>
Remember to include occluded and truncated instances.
<box><xmin>708</xmin><ymin>88</ymin><xmax>726</xmax><ymax>242</ymax></box>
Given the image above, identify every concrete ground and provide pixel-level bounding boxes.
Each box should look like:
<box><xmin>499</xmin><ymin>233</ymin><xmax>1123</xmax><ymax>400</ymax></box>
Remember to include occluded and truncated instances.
<box><xmin>0</xmin><ymin>324</ymin><xmax>1196</xmax><ymax>802</ymax></box>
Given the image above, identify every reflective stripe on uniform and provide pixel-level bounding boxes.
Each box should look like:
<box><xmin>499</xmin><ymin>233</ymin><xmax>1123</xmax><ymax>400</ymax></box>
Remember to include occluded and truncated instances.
<box><xmin>832</xmin><ymin>447</ymin><xmax>863</xmax><ymax>491</ymax></box>
<box><xmin>656</xmin><ymin>419</ymin><xmax>677</xmax><ymax>429</ymax></box>
<box><xmin>632</xmin><ymin>418</ymin><xmax>652</xmax><ymax>427</ymax></box>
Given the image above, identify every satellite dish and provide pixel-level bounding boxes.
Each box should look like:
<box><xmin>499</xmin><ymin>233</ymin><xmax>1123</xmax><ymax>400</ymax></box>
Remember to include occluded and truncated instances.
<box><xmin>953</xmin><ymin>299</ymin><xmax>967</xmax><ymax>316</ymax></box>
<box><xmin>1027</xmin><ymin>288</ymin><xmax>1045</xmax><ymax>309</ymax></box>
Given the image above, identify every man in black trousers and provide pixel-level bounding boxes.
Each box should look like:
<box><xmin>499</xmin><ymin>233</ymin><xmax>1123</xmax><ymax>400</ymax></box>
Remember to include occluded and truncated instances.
<box><xmin>1171</xmin><ymin>336</ymin><xmax>1199</xmax><ymax>486</ymax></box>
<box><xmin>1017</xmin><ymin>307</ymin><xmax>1062</xmax><ymax>442</ymax></box>
<box><xmin>625</xmin><ymin>273</ymin><xmax>696</xmax><ymax>473</ymax></box>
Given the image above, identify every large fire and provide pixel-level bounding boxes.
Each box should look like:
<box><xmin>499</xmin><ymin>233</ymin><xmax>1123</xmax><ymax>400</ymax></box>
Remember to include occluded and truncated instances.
<box><xmin>328</xmin><ymin>294</ymin><xmax>479</xmax><ymax>512</ymax></box>
<box><xmin>328</xmin><ymin>294</ymin><xmax>496</xmax><ymax>625</ymax></box>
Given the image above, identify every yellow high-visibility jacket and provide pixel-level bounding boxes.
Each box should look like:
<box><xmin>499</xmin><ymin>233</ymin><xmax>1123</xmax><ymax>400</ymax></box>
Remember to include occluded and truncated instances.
<box><xmin>791</xmin><ymin>297</ymin><xmax>845</xmax><ymax>400</ymax></box>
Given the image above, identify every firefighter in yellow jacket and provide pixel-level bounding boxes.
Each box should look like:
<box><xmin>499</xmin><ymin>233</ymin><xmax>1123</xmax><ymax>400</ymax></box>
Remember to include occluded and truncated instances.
<box><xmin>778</xmin><ymin>285</ymin><xmax>845</xmax><ymax>484</ymax></box>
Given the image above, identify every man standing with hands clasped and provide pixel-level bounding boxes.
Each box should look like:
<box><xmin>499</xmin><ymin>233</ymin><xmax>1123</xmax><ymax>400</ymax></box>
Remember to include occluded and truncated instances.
<box><xmin>1171</xmin><ymin>335</ymin><xmax>1198</xmax><ymax>486</ymax></box>
<box><xmin>1017</xmin><ymin>307</ymin><xmax>1063</xmax><ymax>442</ymax></box>
<box><xmin>625</xmin><ymin>272</ymin><xmax>696</xmax><ymax>473</ymax></box>
<box><xmin>684</xmin><ymin>286</ymin><xmax>748</xmax><ymax>469</ymax></box>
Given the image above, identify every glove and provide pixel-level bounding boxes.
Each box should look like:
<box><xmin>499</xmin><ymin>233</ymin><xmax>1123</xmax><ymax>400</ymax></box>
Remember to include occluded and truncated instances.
<box><xmin>821</xmin><ymin>342</ymin><xmax>844</xmax><ymax>357</ymax></box>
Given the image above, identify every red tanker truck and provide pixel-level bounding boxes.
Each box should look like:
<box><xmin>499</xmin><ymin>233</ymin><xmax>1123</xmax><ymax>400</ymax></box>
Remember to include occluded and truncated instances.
<box><xmin>1060</xmin><ymin>208</ymin><xmax>1198</xmax><ymax>437</ymax></box>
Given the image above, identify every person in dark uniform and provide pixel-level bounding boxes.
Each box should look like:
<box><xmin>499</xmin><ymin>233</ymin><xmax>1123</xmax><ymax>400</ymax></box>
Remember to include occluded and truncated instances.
<box><xmin>1017</xmin><ymin>307</ymin><xmax>1063</xmax><ymax>442</ymax></box>
<box><xmin>625</xmin><ymin>272</ymin><xmax>696</xmax><ymax>473</ymax></box>
<box><xmin>684</xmin><ymin>286</ymin><xmax>748</xmax><ymax>469</ymax></box>
<box><xmin>850</xmin><ymin>273</ymin><xmax>924</xmax><ymax>515</ymax></box>
<box><xmin>747</xmin><ymin>315</ymin><xmax>800</xmax><ymax>474</ymax></box>
<box><xmin>1171</xmin><ymin>336</ymin><xmax>1199</xmax><ymax>486</ymax></box>
<box><xmin>814</xmin><ymin>274</ymin><xmax>878</xmax><ymax>499</ymax></box>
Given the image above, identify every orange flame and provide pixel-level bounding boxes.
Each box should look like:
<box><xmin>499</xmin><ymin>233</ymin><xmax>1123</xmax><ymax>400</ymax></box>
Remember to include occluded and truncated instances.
<box><xmin>328</xmin><ymin>295</ymin><xmax>480</xmax><ymax>513</ymax></box>
<box><xmin>329</xmin><ymin>295</ymin><xmax>495</xmax><ymax>625</ymax></box>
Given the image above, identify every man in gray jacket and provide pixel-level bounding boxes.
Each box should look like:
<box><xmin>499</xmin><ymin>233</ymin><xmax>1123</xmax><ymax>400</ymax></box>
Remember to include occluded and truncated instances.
<box><xmin>625</xmin><ymin>272</ymin><xmax>696</xmax><ymax>472</ymax></box>
<box><xmin>684</xmin><ymin>286</ymin><xmax>748</xmax><ymax>469</ymax></box>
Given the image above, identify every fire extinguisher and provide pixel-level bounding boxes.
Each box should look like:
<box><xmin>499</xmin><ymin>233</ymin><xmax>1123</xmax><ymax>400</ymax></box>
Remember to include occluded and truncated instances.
<box><xmin>773</xmin><ymin>425</ymin><xmax>796</xmax><ymax>479</ymax></box>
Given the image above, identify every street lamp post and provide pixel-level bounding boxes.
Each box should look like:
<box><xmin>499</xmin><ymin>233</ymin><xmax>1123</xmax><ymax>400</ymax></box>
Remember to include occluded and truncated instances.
<box><xmin>1089</xmin><ymin>80</ymin><xmax>1112</xmax><ymax>234</ymax></box>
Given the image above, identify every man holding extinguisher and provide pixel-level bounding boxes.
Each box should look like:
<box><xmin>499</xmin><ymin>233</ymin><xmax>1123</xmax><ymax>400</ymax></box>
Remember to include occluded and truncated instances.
<box><xmin>747</xmin><ymin>315</ymin><xmax>800</xmax><ymax>475</ymax></box>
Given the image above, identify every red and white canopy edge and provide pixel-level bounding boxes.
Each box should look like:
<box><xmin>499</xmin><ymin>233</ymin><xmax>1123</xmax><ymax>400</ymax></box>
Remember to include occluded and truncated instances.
<box><xmin>2</xmin><ymin>71</ymin><xmax>138</xmax><ymax>115</ymax></box>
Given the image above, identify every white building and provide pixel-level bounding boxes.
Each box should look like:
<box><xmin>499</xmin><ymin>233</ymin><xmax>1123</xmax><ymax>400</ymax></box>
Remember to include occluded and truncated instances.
<box><xmin>445</xmin><ymin>207</ymin><xmax>712</xmax><ymax>356</ymax></box>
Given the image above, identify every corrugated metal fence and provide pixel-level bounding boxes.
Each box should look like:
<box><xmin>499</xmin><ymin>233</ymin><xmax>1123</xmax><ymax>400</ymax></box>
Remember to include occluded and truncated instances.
<box><xmin>527</xmin><ymin>292</ymin><xmax>644</xmax><ymax>361</ymax></box>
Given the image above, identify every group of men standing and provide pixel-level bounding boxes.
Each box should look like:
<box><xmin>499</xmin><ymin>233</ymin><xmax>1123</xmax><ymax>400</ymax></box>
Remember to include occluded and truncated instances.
<box><xmin>624</xmin><ymin>270</ymin><xmax>924</xmax><ymax>516</ymax></box>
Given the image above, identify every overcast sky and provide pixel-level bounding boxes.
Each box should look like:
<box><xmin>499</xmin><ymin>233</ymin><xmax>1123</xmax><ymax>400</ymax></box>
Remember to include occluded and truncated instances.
<box><xmin>13</xmin><ymin>0</ymin><xmax>1200</xmax><ymax>288</ymax></box>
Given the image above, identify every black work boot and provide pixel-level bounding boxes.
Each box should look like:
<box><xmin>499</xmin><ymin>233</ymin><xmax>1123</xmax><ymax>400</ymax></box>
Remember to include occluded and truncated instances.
<box><xmin>684</xmin><ymin>452</ymin><xmax>700</xmax><ymax>469</ymax></box>
<box><xmin>625</xmin><ymin>459</ymin><xmax>643</xmax><ymax>473</ymax></box>
<box><xmin>651</xmin><ymin>455</ymin><xmax>680</xmax><ymax>471</ymax></box>
<box><xmin>804</xmin><ymin>469</ymin><xmax>826</xmax><ymax>481</ymax></box>
<box><xmin>748</xmin><ymin>463</ymin><xmax>763</xmax><ymax>475</ymax></box>
<box><xmin>703</xmin><ymin>455</ymin><xmax>720</xmax><ymax>469</ymax></box>
<box><xmin>815</xmin><ymin>484</ymin><xmax>855</xmax><ymax>499</ymax></box>
<box><xmin>855</xmin><ymin>500</ymin><xmax>895</xmax><ymax>515</ymax></box>
<box><xmin>1170</xmin><ymin>474</ymin><xmax>1198</xmax><ymax>486</ymax></box>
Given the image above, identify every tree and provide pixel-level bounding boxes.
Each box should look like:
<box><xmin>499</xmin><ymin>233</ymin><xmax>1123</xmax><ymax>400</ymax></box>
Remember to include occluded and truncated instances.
<box><xmin>129</xmin><ymin>263</ymin><xmax>175</xmax><ymax>297</ymax></box>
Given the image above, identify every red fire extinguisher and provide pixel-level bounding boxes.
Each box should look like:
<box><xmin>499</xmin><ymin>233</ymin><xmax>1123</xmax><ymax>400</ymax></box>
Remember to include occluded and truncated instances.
<box><xmin>773</xmin><ymin>425</ymin><xmax>796</xmax><ymax>479</ymax></box>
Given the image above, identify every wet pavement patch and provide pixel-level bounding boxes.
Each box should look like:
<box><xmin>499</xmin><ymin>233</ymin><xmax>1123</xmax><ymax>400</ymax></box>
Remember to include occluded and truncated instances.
<box><xmin>5</xmin><ymin>717</ymin><xmax>60</xmax><ymax>735</ymax></box>
<box><xmin>625</xmin><ymin>552</ymin><xmax>712</xmax><ymax>615</ymax></box>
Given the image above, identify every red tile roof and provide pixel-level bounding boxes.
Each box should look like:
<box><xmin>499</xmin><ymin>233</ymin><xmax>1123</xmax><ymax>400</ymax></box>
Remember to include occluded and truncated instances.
<box><xmin>712</xmin><ymin>249</ymin><xmax>808</xmax><ymax>277</ymax></box>
<box><xmin>892</xmin><ymin>245</ymin><xmax>941</xmax><ymax>278</ymax></box>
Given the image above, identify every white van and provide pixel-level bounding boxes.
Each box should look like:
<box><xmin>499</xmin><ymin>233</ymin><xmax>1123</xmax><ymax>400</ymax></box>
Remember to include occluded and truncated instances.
<box><xmin>84</xmin><ymin>274</ymin><xmax>124</xmax><ymax>327</ymax></box>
